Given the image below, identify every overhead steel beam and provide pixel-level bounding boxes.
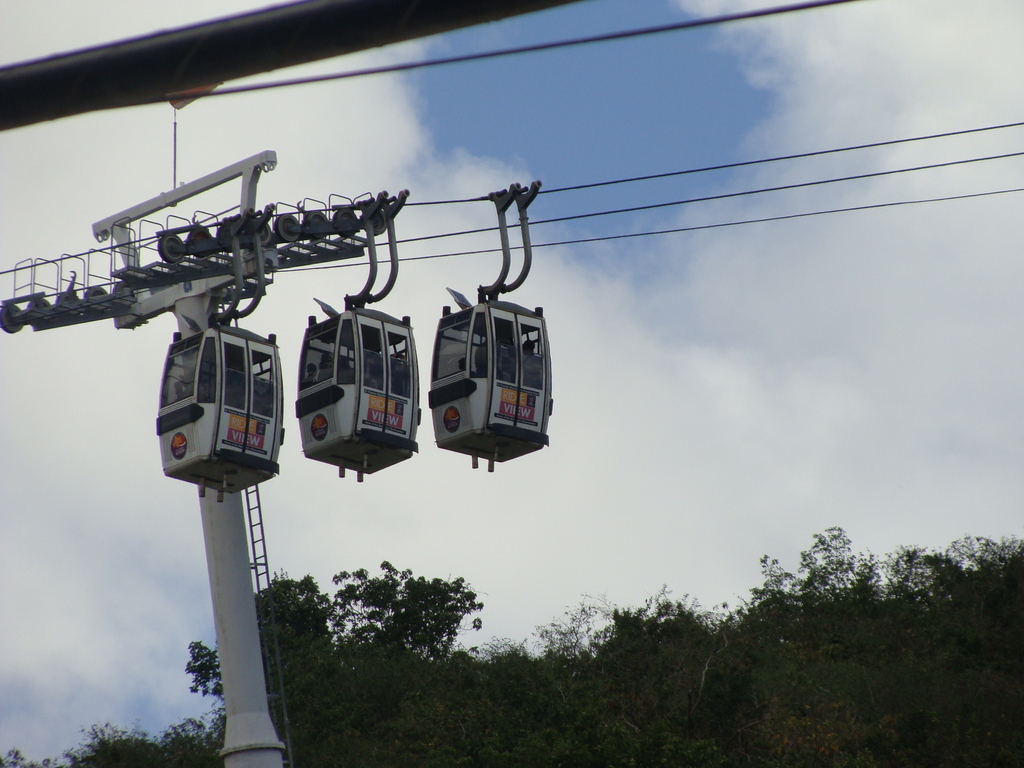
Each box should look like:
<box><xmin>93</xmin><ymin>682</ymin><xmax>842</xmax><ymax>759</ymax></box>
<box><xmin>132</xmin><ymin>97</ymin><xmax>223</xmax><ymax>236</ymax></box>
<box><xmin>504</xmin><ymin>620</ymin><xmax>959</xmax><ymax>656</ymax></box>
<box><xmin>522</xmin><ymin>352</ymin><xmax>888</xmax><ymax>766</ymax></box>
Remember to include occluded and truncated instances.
<box><xmin>0</xmin><ymin>0</ymin><xmax>588</xmax><ymax>132</ymax></box>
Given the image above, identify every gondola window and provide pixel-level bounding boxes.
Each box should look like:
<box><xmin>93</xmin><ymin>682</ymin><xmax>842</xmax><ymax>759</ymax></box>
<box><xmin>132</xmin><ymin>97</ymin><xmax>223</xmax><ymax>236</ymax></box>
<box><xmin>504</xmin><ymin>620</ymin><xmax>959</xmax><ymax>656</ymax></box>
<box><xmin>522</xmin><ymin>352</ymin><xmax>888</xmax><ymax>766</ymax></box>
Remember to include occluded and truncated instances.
<box><xmin>224</xmin><ymin>342</ymin><xmax>247</xmax><ymax>410</ymax></box>
<box><xmin>161</xmin><ymin>337</ymin><xmax>200</xmax><ymax>407</ymax></box>
<box><xmin>494</xmin><ymin>317</ymin><xmax>517</xmax><ymax>384</ymax></box>
<box><xmin>520</xmin><ymin>323</ymin><xmax>543</xmax><ymax>390</ymax></box>
<box><xmin>362</xmin><ymin>324</ymin><xmax>385</xmax><ymax>391</ymax></box>
<box><xmin>433</xmin><ymin>310</ymin><xmax>471</xmax><ymax>380</ymax></box>
<box><xmin>388</xmin><ymin>332</ymin><xmax>411</xmax><ymax>398</ymax></box>
<box><xmin>300</xmin><ymin>318</ymin><xmax>337</xmax><ymax>391</ymax></box>
<box><xmin>337</xmin><ymin>319</ymin><xmax>356</xmax><ymax>385</ymax></box>
<box><xmin>196</xmin><ymin>338</ymin><xmax>218</xmax><ymax>403</ymax></box>
<box><xmin>251</xmin><ymin>350</ymin><xmax>275</xmax><ymax>418</ymax></box>
<box><xmin>470</xmin><ymin>312</ymin><xmax>488</xmax><ymax>378</ymax></box>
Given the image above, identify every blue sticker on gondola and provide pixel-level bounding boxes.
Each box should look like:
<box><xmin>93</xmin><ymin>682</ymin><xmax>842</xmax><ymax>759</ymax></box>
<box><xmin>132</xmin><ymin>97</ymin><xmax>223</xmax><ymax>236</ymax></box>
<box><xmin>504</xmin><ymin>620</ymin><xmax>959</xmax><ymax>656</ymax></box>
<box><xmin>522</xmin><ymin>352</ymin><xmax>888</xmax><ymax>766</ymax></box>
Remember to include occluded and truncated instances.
<box><xmin>311</xmin><ymin>413</ymin><xmax>328</xmax><ymax>441</ymax></box>
<box><xmin>443</xmin><ymin>406</ymin><xmax>460</xmax><ymax>433</ymax></box>
<box><xmin>171</xmin><ymin>432</ymin><xmax>187</xmax><ymax>460</ymax></box>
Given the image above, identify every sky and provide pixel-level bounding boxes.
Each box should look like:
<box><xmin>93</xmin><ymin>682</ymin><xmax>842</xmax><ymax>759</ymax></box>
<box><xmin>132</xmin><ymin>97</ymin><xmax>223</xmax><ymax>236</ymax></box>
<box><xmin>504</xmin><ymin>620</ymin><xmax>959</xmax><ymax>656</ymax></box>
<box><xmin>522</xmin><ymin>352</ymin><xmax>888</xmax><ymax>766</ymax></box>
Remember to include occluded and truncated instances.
<box><xmin>3</xmin><ymin>0</ymin><xmax>1024</xmax><ymax>759</ymax></box>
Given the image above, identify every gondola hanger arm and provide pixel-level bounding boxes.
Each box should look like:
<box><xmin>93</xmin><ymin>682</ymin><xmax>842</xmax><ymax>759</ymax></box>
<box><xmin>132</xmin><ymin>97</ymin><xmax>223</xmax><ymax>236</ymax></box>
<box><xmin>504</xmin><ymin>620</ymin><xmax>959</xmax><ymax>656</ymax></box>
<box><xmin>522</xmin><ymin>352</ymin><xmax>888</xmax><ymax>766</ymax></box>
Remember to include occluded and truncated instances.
<box><xmin>385</xmin><ymin>188</ymin><xmax>409</xmax><ymax>219</ymax></box>
<box><xmin>345</xmin><ymin>191</ymin><xmax>390</xmax><ymax>310</ymax></box>
<box><xmin>367</xmin><ymin>189</ymin><xmax>409</xmax><ymax>305</ymax></box>
<box><xmin>478</xmin><ymin>180</ymin><xmax>541</xmax><ymax>302</ymax></box>
<box><xmin>213</xmin><ymin>204</ymin><xmax>276</xmax><ymax>324</ymax></box>
<box><xmin>502</xmin><ymin>180</ymin><xmax>541</xmax><ymax>295</ymax></box>
<box><xmin>342</xmin><ymin>190</ymin><xmax>409</xmax><ymax>310</ymax></box>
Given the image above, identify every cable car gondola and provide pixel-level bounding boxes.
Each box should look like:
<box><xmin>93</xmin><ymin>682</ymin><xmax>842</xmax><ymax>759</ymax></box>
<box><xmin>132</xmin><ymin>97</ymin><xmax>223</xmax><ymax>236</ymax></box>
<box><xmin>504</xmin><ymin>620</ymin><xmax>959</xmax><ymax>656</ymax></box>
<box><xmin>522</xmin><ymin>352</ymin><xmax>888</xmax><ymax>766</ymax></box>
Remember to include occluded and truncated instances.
<box><xmin>158</xmin><ymin>325</ymin><xmax>284</xmax><ymax>494</ymax></box>
<box><xmin>294</xmin><ymin>191</ymin><xmax>419</xmax><ymax>481</ymax></box>
<box><xmin>297</xmin><ymin>308</ymin><xmax>419</xmax><ymax>478</ymax></box>
<box><xmin>428</xmin><ymin>182</ymin><xmax>552</xmax><ymax>471</ymax></box>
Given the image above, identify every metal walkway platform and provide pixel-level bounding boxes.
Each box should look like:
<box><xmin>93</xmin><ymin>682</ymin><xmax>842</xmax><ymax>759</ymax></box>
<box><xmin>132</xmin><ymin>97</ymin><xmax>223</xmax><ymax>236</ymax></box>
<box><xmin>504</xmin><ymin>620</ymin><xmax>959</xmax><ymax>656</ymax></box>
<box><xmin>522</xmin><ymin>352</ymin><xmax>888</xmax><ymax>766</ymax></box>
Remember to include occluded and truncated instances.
<box><xmin>1</xmin><ymin>210</ymin><xmax>366</xmax><ymax>333</ymax></box>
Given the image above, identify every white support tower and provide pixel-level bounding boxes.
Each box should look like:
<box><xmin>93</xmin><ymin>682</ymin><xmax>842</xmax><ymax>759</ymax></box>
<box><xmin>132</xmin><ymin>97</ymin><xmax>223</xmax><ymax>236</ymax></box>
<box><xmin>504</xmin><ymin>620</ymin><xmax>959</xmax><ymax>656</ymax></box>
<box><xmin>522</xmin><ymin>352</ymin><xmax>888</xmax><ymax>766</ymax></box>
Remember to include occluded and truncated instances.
<box><xmin>97</xmin><ymin>154</ymin><xmax>286</xmax><ymax>768</ymax></box>
<box><xmin>202</xmin><ymin>492</ymin><xmax>285</xmax><ymax>767</ymax></box>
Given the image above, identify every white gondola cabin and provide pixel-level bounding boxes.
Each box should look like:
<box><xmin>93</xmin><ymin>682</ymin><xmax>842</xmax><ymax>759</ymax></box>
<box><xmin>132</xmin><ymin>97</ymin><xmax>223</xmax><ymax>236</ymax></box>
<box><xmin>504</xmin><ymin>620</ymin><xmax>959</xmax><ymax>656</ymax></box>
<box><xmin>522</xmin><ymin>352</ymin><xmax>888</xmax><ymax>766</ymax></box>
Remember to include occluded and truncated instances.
<box><xmin>158</xmin><ymin>326</ymin><xmax>284</xmax><ymax>493</ymax></box>
<box><xmin>428</xmin><ymin>180</ymin><xmax>551</xmax><ymax>470</ymax></box>
<box><xmin>296</xmin><ymin>309</ymin><xmax>419</xmax><ymax>478</ymax></box>
<box><xmin>429</xmin><ymin>300</ymin><xmax>551</xmax><ymax>468</ymax></box>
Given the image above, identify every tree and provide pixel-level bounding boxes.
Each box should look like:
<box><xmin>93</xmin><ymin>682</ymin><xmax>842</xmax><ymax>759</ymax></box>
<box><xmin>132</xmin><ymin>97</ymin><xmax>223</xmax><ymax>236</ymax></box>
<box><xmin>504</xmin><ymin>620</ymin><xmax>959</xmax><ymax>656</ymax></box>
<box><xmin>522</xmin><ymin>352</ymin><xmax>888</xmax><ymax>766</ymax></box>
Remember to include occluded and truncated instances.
<box><xmin>0</xmin><ymin>719</ymin><xmax>222</xmax><ymax>768</ymax></box>
<box><xmin>184</xmin><ymin>641</ymin><xmax>221</xmax><ymax>699</ymax></box>
<box><xmin>331</xmin><ymin>561</ymin><xmax>483</xmax><ymax>659</ymax></box>
<box><xmin>264</xmin><ymin>573</ymin><xmax>332</xmax><ymax>641</ymax></box>
<box><xmin>15</xmin><ymin>534</ymin><xmax>1024</xmax><ymax>767</ymax></box>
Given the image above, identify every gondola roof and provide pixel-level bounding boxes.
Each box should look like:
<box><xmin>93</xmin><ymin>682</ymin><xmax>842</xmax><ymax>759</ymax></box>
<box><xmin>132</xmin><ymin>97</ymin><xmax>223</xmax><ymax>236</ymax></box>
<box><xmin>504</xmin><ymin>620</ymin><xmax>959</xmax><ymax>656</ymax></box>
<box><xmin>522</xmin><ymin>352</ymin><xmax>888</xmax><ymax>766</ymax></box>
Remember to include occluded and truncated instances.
<box><xmin>480</xmin><ymin>299</ymin><xmax>541</xmax><ymax>317</ymax></box>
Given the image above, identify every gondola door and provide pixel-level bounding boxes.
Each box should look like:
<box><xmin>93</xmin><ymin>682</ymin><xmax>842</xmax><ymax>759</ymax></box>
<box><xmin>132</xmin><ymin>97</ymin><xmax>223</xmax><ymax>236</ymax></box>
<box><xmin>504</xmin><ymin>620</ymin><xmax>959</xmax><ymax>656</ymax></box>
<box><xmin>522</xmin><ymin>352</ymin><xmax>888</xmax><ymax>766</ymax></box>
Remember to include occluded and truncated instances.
<box><xmin>215</xmin><ymin>334</ymin><xmax>282</xmax><ymax>477</ymax></box>
<box><xmin>487</xmin><ymin>308</ymin><xmax>549</xmax><ymax>443</ymax></box>
<box><xmin>353</xmin><ymin>316</ymin><xmax>418</xmax><ymax>453</ymax></box>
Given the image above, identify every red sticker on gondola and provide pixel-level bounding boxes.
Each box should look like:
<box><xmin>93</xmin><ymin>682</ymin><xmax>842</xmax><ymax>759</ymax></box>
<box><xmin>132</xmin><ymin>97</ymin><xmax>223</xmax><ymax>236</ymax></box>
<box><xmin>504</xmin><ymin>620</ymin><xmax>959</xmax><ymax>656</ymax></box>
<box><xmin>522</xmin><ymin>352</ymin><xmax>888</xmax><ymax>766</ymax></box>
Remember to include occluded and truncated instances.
<box><xmin>498</xmin><ymin>388</ymin><xmax>536</xmax><ymax>421</ymax></box>
<box><xmin>171</xmin><ymin>432</ymin><xmax>188</xmax><ymax>460</ymax></box>
<box><xmin>311</xmin><ymin>413</ymin><xmax>328</xmax><ymax>441</ymax></box>
<box><xmin>443</xmin><ymin>406</ymin><xmax>460</xmax><ymax>433</ymax></box>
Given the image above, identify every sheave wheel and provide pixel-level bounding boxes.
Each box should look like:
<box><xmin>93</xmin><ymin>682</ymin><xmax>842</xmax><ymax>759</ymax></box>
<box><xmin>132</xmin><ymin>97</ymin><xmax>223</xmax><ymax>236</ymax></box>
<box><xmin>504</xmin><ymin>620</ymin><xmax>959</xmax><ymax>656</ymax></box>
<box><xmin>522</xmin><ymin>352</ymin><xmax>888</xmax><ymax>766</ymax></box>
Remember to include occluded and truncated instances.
<box><xmin>159</xmin><ymin>233</ymin><xmax>187</xmax><ymax>263</ymax></box>
<box><xmin>0</xmin><ymin>303</ymin><xmax>25</xmax><ymax>333</ymax></box>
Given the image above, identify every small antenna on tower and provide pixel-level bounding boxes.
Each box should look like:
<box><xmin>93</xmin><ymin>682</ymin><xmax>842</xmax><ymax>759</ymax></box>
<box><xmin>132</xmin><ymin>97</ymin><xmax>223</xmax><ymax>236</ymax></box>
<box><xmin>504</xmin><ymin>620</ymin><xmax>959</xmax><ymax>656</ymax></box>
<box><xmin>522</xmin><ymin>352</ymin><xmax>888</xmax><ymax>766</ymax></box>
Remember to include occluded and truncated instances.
<box><xmin>167</xmin><ymin>84</ymin><xmax>221</xmax><ymax>190</ymax></box>
<box><xmin>172</xmin><ymin>106</ymin><xmax>178</xmax><ymax>189</ymax></box>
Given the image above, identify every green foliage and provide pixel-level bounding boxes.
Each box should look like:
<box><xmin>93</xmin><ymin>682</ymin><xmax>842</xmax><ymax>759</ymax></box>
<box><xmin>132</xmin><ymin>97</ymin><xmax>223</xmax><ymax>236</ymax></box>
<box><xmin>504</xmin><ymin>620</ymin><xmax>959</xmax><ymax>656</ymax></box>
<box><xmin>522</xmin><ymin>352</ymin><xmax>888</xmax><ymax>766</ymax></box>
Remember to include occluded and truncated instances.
<box><xmin>184</xmin><ymin>641</ymin><xmax>221</xmax><ymax>698</ymax></box>
<box><xmin>14</xmin><ymin>532</ymin><xmax>1024</xmax><ymax>768</ymax></box>
<box><xmin>332</xmin><ymin>561</ymin><xmax>484</xmax><ymax>659</ymax></box>
<box><xmin>267</xmin><ymin>573</ymin><xmax>333</xmax><ymax>639</ymax></box>
<box><xmin>1</xmin><ymin>749</ymin><xmax>60</xmax><ymax>768</ymax></box>
<box><xmin>183</xmin><ymin>565</ymin><xmax>484</xmax><ymax>706</ymax></box>
<box><xmin>2</xmin><ymin>718</ymin><xmax>222</xmax><ymax>768</ymax></box>
<box><xmin>738</xmin><ymin>529</ymin><xmax>1024</xmax><ymax>767</ymax></box>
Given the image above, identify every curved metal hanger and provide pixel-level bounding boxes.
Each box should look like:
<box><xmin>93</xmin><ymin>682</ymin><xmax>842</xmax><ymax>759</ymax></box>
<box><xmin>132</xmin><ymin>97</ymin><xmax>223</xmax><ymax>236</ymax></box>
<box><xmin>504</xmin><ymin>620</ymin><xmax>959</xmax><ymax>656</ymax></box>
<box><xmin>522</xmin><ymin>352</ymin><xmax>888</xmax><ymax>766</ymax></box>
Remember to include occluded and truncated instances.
<box><xmin>213</xmin><ymin>204</ymin><xmax>275</xmax><ymax>324</ymax></box>
<box><xmin>344</xmin><ymin>190</ymin><xmax>409</xmax><ymax>310</ymax></box>
<box><xmin>478</xmin><ymin>180</ymin><xmax>541</xmax><ymax>303</ymax></box>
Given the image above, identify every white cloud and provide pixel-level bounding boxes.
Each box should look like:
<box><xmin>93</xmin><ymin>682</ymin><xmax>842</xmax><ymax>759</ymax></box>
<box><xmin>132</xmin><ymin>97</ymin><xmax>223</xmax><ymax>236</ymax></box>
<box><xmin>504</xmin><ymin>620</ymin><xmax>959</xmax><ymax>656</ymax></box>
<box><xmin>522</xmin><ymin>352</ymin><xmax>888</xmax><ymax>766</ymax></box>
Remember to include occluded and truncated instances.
<box><xmin>665</xmin><ymin>0</ymin><xmax>1024</xmax><ymax>548</ymax></box>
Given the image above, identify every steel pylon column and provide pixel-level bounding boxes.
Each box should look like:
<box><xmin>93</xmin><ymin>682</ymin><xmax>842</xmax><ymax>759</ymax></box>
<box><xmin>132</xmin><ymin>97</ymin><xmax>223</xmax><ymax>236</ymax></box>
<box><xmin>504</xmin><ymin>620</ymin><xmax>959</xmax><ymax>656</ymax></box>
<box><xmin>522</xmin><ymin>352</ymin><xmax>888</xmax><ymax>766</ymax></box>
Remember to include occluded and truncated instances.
<box><xmin>199</xmin><ymin>491</ymin><xmax>284</xmax><ymax>768</ymax></box>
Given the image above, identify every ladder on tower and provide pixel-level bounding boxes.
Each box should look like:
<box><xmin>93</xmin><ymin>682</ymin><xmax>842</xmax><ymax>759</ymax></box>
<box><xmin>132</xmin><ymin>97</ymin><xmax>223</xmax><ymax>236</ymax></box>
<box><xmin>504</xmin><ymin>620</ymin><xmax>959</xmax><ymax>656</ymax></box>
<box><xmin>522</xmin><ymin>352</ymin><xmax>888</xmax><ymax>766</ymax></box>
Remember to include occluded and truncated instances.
<box><xmin>244</xmin><ymin>484</ymin><xmax>296</xmax><ymax>768</ymax></box>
